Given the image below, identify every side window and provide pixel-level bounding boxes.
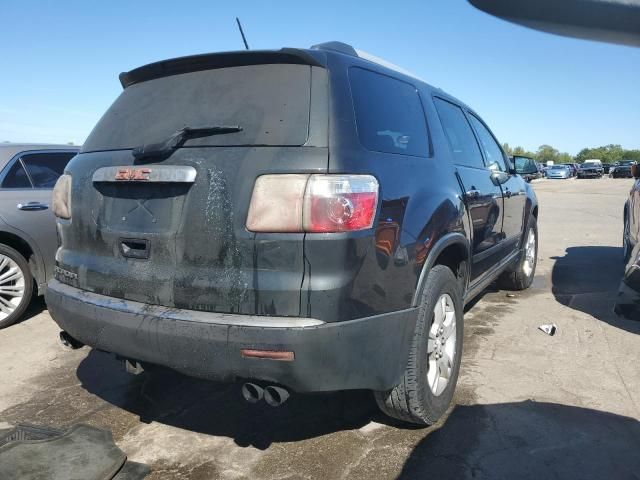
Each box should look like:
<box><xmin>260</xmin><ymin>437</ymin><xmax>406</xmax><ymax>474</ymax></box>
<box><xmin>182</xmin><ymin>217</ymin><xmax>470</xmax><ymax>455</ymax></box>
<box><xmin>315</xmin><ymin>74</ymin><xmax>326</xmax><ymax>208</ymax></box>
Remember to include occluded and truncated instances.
<box><xmin>1</xmin><ymin>161</ymin><xmax>32</xmax><ymax>189</ymax></box>
<box><xmin>467</xmin><ymin>114</ymin><xmax>507</xmax><ymax>172</ymax></box>
<box><xmin>349</xmin><ymin>67</ymin><xmax>429</xmax><ymax>157</ymax></box>
<box><xmin>433</xmin><ymin>98</ymin><xmax>485</xmax><ymax>169</ymax></box>
<box><xmin>21</xmin><ymin>152</ymin><xmax>76</xmax><ymax>188</ymax></box>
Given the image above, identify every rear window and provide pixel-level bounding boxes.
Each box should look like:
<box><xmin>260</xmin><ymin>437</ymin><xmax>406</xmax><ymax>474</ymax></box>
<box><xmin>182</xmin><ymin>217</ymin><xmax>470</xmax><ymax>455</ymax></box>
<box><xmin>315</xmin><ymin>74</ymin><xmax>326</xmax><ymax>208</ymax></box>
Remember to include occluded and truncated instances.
<box><xmin>349</xmin><ymin>67</ymin><xmax>429</xmax><ymax>157</ymax></box>
<box><xmin>83</xmin><ymin>64</ymin><xmax>312</xmax><ymax>152</ymax></box>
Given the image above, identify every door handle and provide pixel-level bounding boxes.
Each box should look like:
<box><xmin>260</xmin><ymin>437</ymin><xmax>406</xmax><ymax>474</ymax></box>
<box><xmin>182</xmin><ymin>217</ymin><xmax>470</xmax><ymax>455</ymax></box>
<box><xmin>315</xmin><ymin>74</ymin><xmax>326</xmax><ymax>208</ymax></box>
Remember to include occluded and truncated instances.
<box><xmin>17</xmin><ymin>202</ymin><xmax>49</xmax><ymax>211</ymax></box>
<box><xmin>465</xmin><ymin>189</ymin><xmax>480</xmax><ymax>200</ymax></box>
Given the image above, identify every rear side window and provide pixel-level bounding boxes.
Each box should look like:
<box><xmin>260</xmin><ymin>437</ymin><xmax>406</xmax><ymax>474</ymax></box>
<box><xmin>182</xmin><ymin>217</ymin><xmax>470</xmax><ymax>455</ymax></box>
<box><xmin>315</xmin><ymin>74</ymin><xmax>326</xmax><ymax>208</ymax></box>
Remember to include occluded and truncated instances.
<box><xmin>21</xmin><ymin>152</ymin><xmax>76</xmax><ymax>188</ymax></box>
<box><xmin>83</xmin><ymin>64</ymin><xmax>312</xmax><ymax>151</ymax></box>
<box><xmin>1</xmin><ymin>161</ymin><xmax>31</xmax><ymax>188</ymax></box>
<box><xmin>349</xmin><ymin>67</ymin><xmax>429</xmax><ymax>157</ymax></box>
<box><xmin>433</xmin><ymin>98</ymin><xmax>485</xmax><ymax>169</ymax></box>
<box><xmin>467</xmin><ymin>114</ymin><xmax>507</xmax><ymax>172</ymax></box>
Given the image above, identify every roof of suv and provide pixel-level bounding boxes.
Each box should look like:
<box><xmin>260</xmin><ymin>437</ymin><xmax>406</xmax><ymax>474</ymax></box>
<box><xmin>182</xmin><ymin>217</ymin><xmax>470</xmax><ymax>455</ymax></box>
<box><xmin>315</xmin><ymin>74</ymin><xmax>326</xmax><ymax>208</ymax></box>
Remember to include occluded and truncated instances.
<box><xmin>118</xmin><ymin>41</ymin><xmax>472</xmax><ymax>113</ymax></box>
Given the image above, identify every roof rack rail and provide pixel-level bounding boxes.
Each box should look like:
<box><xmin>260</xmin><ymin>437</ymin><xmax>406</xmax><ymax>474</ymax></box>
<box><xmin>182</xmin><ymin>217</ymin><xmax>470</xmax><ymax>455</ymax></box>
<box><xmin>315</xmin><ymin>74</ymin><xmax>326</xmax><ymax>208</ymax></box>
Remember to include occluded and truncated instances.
<box><xmin>311</xmin><ymin>41</ymin><xmax>358</xmax><ymax>56</ymax></box>
<box><xmin>311</xmin><ymin>41</ymin><xmax>421</xmax><ymax>80</ymax></box>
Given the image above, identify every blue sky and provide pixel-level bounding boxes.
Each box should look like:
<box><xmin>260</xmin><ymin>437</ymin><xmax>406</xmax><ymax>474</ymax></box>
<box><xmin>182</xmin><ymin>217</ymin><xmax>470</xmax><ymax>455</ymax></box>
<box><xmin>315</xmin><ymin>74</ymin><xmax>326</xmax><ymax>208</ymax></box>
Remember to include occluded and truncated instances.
<box><xmin>1</xmin><ymin>0</ymin><xmax>638</xmax><ymax>154</ymax></box>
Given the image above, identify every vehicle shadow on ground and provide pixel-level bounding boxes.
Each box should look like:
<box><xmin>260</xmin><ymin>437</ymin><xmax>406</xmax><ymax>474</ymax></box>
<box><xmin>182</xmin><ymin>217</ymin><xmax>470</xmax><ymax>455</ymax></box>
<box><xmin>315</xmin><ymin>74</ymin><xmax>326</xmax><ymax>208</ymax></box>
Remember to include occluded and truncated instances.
<box><xmin>13</xmin><ymin>295</ymin><xmax>47</xmax><ymax>325</ymax></box>
<box><xmin>551</xmin><ymin>246</ymin><xmax>640</xmax><ymax>334</ymax></box>
<box><xmin>396</xmin><ymin>400</ymin><xmax>640</xmax><ymax>480</ymax></box>
<box><xmin>76</xmin><ymin>350</ymin><xmax>392</xmax><ymax>450</ymax></box>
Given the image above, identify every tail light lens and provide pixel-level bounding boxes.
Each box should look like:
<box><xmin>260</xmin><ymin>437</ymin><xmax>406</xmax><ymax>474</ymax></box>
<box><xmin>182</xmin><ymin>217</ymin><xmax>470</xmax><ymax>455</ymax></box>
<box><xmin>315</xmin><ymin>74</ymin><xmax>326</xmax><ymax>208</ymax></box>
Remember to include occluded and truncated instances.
<box><xmin>303</xmin><ymin>175</ymin><xmax>379</xmax><ymax>232</ymax></box>
<box><xmin>52</xmin><ymin>174</ymin><xmax>72</xmax><ymax>219</ymax></box>
<box><xmin>247</xmin><ymin>174</ymin><xmax>379</xmax><ymax>233</ymax></box>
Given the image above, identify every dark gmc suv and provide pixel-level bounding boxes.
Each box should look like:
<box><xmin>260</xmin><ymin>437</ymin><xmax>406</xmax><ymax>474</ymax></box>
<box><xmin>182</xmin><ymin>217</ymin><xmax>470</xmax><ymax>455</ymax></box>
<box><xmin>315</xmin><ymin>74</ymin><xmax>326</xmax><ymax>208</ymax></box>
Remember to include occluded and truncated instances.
<box><xmin>47</xmin><ymin>42</ymin><xmax>538</xmax><ymax>425</ymax></box>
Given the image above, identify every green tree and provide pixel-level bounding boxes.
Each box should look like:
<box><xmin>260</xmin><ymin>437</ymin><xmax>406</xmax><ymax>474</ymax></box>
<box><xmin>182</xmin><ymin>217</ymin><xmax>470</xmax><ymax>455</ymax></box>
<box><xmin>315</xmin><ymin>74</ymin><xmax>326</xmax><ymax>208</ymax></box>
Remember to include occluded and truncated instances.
<box><xmin>536</xmin><ymin>144</ymin><xmax>560</xmax><ymax>164</ymax></box>
<box><xmin>623</xmin><ymin>149</ymin><xmax>640</xmax><ymax>161</ymax></box>
<box><xmin>512</xmin><ymin>146</ymin><xmax>536</xmax><ymax>158</ymax></box>
<box><xmin>557</xmin><ymin>152</ymin><xmax>574</xmax><ymax>164</ymax></box>
<box><xmin>576</xmin><ymin>144</ymin><xmax>624</xmax><ymax>163</ymax></box>
<box><xmin>502</xmin><ymin>143</ymin><xmax>513</xmax><ymax>155</ymax></box>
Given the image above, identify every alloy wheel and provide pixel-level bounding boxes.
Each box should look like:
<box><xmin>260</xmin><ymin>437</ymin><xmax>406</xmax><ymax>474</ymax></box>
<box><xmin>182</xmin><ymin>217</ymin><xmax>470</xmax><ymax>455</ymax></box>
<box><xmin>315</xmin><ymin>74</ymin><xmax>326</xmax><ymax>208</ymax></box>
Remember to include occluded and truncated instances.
<box><xmin>0</xmin><ymin>254</ymin><xmax>25</xmax><ymax>321</ymax></box>
<box><xmin>523</xmin><ymin>228</ymin><xmax>537</xmax><ymax>277</ymax></box>
<box><xmin>427</xmin><ymin>294</ymin><xmax>457</xmax><ymax>396</ymax></box>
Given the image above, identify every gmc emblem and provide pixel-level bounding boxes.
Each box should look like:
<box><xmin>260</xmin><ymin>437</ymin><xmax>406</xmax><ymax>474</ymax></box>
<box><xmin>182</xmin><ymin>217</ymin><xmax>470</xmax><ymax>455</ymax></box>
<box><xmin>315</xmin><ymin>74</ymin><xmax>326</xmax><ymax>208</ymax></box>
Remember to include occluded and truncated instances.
<box><xmin>115</xmin><ymin>168</ymin><xmax>151</xmax><ymax>181</ymax></box>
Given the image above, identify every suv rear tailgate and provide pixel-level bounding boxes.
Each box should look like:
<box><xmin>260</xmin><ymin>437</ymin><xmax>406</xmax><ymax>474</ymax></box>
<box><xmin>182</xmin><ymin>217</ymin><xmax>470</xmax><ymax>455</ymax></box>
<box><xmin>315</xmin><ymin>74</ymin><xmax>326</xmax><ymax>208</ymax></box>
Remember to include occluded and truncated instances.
<box><xmin>56</xmin><ymin>62</ymin><xmax>328</xmax><ymax>317</ymax></box>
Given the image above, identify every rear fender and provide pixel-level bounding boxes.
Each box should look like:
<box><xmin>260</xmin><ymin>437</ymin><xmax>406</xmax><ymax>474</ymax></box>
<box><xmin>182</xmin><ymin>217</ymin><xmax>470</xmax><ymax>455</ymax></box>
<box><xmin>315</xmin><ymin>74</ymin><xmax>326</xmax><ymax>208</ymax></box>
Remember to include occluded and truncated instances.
<box><xmin>412</xmin><ymin>232</ymin><xmax>470</xmax><ymax>306</ymax></box>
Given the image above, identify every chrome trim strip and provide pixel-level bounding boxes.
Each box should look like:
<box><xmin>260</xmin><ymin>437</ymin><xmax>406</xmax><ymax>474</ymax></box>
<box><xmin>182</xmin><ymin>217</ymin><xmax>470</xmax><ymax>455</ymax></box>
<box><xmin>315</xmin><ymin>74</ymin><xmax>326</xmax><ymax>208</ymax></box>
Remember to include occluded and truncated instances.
<box><xmin>92</xmin><ymin>165</ymin><xmax>197</xmax><ymax>183</ymax></box>
<box><xmin>49</xmin><ymin>280</ymin><xmax>326</xmax><ymax>328</ymax></box>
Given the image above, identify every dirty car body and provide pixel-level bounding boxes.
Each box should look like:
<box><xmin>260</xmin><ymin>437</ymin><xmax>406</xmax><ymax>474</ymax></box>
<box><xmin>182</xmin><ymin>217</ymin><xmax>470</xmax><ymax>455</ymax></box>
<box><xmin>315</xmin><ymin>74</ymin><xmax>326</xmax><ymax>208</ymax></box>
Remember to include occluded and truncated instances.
<box><xmin>46</xmin><ymin>44</ymin><xmax>538</xmax><ymax>421</ymax></box>
<box><xmin>617</xmin><ymin>167</ymin><xmax>640</xmax><ymax>318</ymax></box>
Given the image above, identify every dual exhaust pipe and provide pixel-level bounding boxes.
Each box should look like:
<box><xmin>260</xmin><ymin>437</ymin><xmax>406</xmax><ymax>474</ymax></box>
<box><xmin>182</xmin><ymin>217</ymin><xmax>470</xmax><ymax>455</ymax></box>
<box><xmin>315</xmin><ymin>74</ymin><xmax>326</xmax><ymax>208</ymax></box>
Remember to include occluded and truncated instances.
<box><xmin>242</xmin><ymin>383</ymin><xmax>290</xmax><ymax>407</ymax></box>
<box><xmin>60</xmin><ymin>331</ymin><xmax>290</xmax><ymax>407</ymax></box>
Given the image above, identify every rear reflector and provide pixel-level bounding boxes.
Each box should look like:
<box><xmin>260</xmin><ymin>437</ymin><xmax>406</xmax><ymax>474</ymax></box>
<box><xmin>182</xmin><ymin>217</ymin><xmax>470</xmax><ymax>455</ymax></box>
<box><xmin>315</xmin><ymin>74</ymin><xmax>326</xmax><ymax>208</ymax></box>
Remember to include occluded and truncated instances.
<box><xmin>246</xmin><ymin>174</ymin><xmax>379</xmax><ymax>233</ymax></box>
<box><xmin>240</xmin><ymin>349</ymin><xmax>295</xmax><ymax>361</ymax></box>
<box><xmin>246</xmin><ymin>174</ymin><xmax>308</xmax><ymax>232</ymax></box>
<box><xmin>52</xmin><ymin>174</ymin><xmax>72</xmax><ymax>219</ymax></box>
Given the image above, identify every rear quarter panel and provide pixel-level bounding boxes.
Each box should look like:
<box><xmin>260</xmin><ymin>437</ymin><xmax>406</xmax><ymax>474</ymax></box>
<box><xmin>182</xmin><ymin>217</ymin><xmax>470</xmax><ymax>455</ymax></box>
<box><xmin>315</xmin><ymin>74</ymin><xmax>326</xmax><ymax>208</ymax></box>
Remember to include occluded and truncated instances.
<box><xmin>302</xmin><ymin>55</ymin><xmax>470</xmax><ymax>321</ymax></box>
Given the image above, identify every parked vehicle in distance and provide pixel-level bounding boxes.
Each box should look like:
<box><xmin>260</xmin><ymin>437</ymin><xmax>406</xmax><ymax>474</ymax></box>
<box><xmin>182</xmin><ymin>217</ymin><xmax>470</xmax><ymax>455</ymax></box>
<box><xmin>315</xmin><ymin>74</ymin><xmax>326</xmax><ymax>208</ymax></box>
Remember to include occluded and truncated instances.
<box><xmin>47</xmin><ymin>42</ymin><xmax>539</xmax><ymax>426</ymax></box>
<box><xmin>513</xmin><ymin>155</ymin><xmax>542</xmax><ymax>182</ymax></box>
<box><xmin>0</xmin><ymin>144</ymin><xmax>79</xmax><ymax>328</ymax></box>
<box><xmin>611</xmin><ymin>160</ymin><xmax>636</xmax><ymax>178</ymax></box>
<box><xmin>562</xmin><ymin>163</ymin><xmax>578</xmax><ymax>177</ymax></box>
<box><xmin>602</xmin><ymin>163</ymin><xmax>614</xmax><ymax>174</ymax></box>
<box><xmin>546</xmin><ymin>164</ymin><xmax>573</xmax><ymax>179</ymax></box>
<box><xmin>578</xmin><ymin>160</ymin><xmax>604</xmax><ymax>179</ymax></box>
<box><xmin>617</xmin><ymin>164</ymin><xmax>640</xmax><ymax>319</ymax></box>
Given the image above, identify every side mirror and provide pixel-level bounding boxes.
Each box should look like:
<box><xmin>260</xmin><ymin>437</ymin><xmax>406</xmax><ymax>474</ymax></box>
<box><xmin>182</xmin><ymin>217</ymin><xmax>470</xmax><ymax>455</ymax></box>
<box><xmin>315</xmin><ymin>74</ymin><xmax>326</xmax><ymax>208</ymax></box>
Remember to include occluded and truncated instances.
<box><xmin>513</xmin><ymin>157</ymin><xmax>539</xmax><ymax>176</ymax></box>
<box><xmin>632</xmin><ymin>164</ymin><xmax>640</xmax><ymax>178</ymax></box>
<box><xmin>468</xmin><ymin>0</ymin><xmax>640</xmax><ymax>48</ymax></box>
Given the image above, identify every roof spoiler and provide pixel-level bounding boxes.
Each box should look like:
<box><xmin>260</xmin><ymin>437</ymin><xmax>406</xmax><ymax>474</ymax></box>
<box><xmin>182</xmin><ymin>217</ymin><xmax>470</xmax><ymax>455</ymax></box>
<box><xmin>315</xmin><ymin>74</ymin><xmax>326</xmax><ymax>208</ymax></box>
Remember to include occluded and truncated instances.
<box><xmin>119</xmin><ymin>48</ymin><xmax>325</xmax><ymax>88</ymax></box>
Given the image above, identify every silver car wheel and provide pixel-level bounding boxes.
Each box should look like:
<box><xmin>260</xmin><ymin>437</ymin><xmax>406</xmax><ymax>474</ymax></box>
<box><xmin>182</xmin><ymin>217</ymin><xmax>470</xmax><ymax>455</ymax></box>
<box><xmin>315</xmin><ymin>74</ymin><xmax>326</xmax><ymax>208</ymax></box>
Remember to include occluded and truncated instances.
<box><xmin>427</xmin><ymin>293</ymin><xmax>456</xmax><ymax>396</ymax></box>
<box><xmin>523</xmin><ymin>228</ymin><xmax>537</xmax><ymax>277</ymax></box>
<box><xmin>0</xmin><ymin>254</ymin><xmax>25</xmax><ymax>321</ymax></box>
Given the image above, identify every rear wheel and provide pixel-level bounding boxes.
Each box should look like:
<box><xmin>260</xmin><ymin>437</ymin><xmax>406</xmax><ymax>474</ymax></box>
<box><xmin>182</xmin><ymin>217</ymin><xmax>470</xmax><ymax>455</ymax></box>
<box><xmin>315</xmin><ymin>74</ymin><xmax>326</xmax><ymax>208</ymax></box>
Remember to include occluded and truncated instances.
<box><xmin>0</xmin><ymin>244</ymin><xmax>33</xmax><ymax>329</ymax></box>
<box><xmin>623</xmin><ymin>214</ymin><xmax>631</xmax><ymax>263</ymax></box>
<box><xmin>374</xmin><ymin>265</ymin><xmax>463</xmax><ymax>425</ymax></box>
<box><xmin>498</xmin><ymin>215</ymin><xmax>538</xmax><ymax>290</ymax></box>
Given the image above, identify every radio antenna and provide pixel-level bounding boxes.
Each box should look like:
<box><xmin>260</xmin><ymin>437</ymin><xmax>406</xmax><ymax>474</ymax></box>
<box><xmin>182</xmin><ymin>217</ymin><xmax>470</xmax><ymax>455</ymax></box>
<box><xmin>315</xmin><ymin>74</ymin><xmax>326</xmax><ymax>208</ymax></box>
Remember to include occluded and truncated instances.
<box><xmin>236</xmin><ymin>17</ymin><xmax>250</xmax><ymax>50</ymax></box>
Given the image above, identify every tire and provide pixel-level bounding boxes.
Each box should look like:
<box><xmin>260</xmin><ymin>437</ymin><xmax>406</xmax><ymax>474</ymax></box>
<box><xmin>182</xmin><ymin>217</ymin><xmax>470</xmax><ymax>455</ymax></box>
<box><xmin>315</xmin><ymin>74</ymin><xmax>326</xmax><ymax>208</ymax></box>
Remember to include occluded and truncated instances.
<box><xmin>623</xmin><ymin>214</ymin><xmax>631</xmax><ymax>264</ymax></box>
<box><xmin>374</xmin><ymin>265</ymin><xmax>464</xmax><ymax>425</ymax></box>
<box><xmin>0</xmin><ymin>244</ymin><xmax>34</xmax><ymax>329</ymax></box>
<box><xmin>498</xmin><ymin>215</ymin><xmax>538</xmax><ymax>290</ymax></box>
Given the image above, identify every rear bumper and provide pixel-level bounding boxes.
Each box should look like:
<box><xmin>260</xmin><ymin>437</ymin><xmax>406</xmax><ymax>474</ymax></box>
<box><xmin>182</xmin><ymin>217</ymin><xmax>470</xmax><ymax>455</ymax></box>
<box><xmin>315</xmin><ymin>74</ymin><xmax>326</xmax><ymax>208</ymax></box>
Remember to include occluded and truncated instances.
<box><xmin>46</xmin><ymin>280</ymin><xmax>418</xmax><ymax>392</ymax></box>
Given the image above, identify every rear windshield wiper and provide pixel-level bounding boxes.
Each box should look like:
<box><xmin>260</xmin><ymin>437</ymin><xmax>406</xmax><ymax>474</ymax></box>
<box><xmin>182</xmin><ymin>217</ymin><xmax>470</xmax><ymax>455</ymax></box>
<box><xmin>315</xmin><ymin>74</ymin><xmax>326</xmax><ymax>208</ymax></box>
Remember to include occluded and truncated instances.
<box><xmin>132</xmin><ymin>125</ymin><xmax>242</xmax><ymax>160</ymax></box>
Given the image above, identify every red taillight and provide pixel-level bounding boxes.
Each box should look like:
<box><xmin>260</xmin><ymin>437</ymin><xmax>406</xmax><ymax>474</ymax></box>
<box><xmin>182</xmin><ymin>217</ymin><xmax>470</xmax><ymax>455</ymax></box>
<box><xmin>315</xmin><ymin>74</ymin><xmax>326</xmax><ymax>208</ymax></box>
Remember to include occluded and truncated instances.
<box><xmin>246</xmin><ymin>174</ymin><xmax>379</xmax><ymax>233</ymax></box>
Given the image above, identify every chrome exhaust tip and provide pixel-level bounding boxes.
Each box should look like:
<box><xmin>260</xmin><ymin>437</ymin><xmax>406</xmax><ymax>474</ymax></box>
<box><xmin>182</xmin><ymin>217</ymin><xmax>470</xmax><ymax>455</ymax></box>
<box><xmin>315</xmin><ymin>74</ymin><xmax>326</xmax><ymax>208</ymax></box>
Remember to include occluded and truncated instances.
<box><xmin>241</xmin><ymin>383</ymin><xmax>264</xmax><ymax>403</ymax></box>
<box><xmin>264</xmin><ymin>386</ymin><xmax>290</xmax><ymax>407</ymax></box>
